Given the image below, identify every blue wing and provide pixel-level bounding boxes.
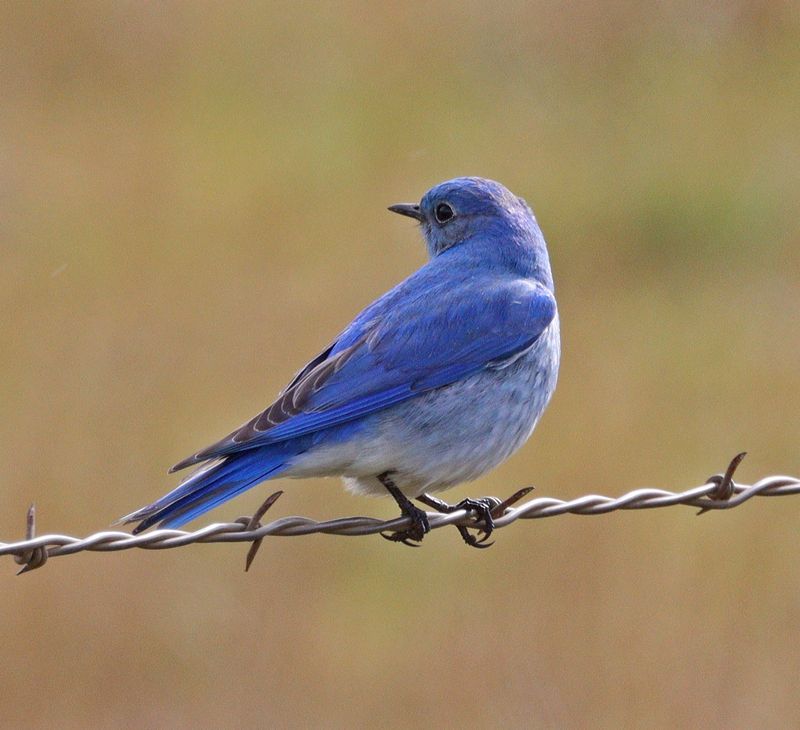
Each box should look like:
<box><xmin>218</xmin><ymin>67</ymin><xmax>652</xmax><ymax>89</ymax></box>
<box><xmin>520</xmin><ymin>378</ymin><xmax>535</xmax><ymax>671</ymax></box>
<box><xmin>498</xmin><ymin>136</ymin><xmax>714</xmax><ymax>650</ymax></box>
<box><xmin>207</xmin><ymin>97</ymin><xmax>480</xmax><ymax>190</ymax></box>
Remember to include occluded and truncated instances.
<box><xmin>171</xmin><ymin>274</ymin><xmax>556</xmax><ymax>471</ymax></box>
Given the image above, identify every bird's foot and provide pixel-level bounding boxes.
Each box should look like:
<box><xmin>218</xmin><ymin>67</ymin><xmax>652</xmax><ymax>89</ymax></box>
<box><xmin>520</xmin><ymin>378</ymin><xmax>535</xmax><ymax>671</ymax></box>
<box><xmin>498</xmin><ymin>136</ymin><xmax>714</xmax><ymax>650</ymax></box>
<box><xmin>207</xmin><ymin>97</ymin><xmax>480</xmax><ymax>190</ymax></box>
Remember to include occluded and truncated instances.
<box><xmin>378</xmin><ymin>471</ymin><xmax>431</xmax><ymax>547</ymax></box>
<box><xmin>380</xmin><ymin>501</ymin><xmax>431</xmax><ymax>547</ymax></box>
<box><xmin>417</xmin><ymin>494</ymin><xmax>500</xmax><ymax>549</ymax></box>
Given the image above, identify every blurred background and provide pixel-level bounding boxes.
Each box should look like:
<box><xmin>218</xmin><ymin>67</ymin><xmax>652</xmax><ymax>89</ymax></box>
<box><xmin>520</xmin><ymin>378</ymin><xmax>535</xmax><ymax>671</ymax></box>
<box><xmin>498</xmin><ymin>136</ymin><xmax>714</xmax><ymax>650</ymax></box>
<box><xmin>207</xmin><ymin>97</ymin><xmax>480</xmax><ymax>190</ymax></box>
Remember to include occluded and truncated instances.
<box><xmin>1</xmin><ymin>2</ymin><xmax>799</xmax><ymax>727</ymax></box>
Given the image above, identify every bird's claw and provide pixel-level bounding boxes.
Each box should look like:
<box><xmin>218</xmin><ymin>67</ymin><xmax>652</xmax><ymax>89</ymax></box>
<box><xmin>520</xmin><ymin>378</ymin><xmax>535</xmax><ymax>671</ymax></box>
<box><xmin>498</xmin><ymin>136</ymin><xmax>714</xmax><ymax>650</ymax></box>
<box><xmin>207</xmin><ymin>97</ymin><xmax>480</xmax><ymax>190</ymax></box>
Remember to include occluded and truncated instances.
<box><xmin>464</xmin><ymin>487</ymin><xmax>534</xmax><ymax>546</ymax></box>
<box><xmin>416</xmin><ymin>493</ymin><xmax>503</xmax><ymax>549</ymax></box>
<box><xmin>378</xmin><ymin>471</ymin><xmax>432</xmax><ymax>547</ymax></box>
<box><xmin>380</xmin><ymin>532</ymin><xmax>423</xmax><ymax>547</ymax></box>
<box><xmin>380</xmin><ymin>506</ymin><xmax>430</xmax><ymax>547</ymax></box>
<box><xmin>453</xmin><ymin>497</ymin><xmax>498</xmax><ymax>548</ymax></box>
<box><xmin>457</xmin><ymin>524</ymin><xmax>494</xmax><ymax>548</ymax></box>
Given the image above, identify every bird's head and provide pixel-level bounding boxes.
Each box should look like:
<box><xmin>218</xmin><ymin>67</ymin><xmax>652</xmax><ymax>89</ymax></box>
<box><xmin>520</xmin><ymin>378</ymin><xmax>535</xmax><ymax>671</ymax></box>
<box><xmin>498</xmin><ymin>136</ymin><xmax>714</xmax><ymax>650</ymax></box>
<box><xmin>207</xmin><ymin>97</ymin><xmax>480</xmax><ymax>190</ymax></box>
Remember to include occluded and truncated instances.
<box><xmin>388</xmin><ymin>177</ymin><xmax>551</xmax><ymax>285</ymax></box>
<box><xmin>389</xmin><ymin>177</ymin><xmax>534</xmax><ymax>254</ymax></box>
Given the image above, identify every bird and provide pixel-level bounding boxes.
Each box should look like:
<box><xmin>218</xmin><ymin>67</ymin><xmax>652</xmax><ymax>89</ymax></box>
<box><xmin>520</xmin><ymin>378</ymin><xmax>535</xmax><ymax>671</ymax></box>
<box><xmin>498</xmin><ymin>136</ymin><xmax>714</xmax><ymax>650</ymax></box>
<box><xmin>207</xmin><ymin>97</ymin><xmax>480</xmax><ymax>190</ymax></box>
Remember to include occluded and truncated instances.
<box><xmin>121</xmin><ymin>177</ymin><xmax>560</xmax><ymax>547</ymax></box>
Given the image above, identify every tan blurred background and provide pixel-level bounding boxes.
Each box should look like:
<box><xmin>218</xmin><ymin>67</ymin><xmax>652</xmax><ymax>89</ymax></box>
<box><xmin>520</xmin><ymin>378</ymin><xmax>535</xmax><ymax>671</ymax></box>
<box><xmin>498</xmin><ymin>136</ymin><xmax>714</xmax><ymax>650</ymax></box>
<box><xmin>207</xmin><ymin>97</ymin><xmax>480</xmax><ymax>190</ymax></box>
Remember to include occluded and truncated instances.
<box><xmin>1</xmin><ymin>2</ymin><xmax>799</xmax><ymax>728</ymax></box>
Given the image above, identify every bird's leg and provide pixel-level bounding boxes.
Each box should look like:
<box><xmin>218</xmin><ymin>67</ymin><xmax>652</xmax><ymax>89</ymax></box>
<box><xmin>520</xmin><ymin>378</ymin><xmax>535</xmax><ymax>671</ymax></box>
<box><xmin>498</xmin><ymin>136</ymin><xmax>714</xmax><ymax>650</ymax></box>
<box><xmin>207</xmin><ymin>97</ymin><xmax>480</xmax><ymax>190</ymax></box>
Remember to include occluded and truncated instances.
<box><xmin>417</xmin><ymin>493</ymin><xmax>500</xmax><ymax>549</ymax></box>
<box><xmin>378</xmin><ymin>472</ymin><xmax>430</xmax><ymax>546</ymax></box>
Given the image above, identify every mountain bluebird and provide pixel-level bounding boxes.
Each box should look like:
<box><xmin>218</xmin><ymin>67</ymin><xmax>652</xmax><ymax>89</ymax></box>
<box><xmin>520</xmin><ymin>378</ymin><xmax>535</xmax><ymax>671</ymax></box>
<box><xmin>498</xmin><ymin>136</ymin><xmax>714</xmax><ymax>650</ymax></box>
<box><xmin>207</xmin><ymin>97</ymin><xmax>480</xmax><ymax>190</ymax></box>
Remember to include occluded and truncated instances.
<box><xmin>122</xmin><ymin>177</ymin><xmax>560</xmax><ymax>547</ymax></box>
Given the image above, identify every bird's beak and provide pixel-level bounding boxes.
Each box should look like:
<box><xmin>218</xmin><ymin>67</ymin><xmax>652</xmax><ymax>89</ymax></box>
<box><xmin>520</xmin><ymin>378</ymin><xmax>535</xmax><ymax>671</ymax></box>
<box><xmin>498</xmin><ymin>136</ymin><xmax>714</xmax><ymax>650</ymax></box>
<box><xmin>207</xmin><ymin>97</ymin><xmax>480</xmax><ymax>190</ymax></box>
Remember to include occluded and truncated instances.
<box><xmin>388</xmin><ymin>203</ymin><xmax>424</xmax><ymax>222</ymax></box>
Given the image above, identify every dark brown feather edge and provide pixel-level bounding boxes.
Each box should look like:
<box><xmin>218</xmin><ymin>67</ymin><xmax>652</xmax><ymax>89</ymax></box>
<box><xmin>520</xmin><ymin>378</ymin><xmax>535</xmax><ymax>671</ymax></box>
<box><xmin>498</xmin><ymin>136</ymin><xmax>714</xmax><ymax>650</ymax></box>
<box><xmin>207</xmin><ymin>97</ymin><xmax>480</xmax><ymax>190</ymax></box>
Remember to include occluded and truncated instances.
<box><xmin>169</xmin><ymin>339</ymin><xmax>365</xmax><ymax>473</ymax></box>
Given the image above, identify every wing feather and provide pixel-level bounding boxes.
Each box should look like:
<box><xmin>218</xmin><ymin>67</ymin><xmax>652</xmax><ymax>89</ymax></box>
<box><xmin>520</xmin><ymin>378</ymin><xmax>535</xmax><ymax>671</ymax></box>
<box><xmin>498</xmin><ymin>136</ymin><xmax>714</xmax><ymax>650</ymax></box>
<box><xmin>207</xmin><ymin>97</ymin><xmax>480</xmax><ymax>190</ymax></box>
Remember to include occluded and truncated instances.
<box><xmin>171</xmin><ymin>275</ymin><xmax>555</xmax><ymax>472</ymax></box>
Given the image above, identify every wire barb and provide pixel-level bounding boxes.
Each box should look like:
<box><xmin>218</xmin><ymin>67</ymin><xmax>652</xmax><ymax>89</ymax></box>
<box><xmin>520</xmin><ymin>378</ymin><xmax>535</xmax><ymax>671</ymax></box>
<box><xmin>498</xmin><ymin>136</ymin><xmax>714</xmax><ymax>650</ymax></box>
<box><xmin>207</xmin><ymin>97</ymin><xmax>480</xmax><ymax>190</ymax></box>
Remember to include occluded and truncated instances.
<box><xmin>697</xmin><ymin>451</ymin><xmax>747</xmax><ymax>515</ymax></box>
<box><xmin>13</xmin><ymin>504</ymin><xmax>48</xmax><ymax>575</ymax></box>
<box><xmin>2</xmin><ymin>456</ymin><xmax>799</xmax><ymax>574</ymax></box>
<box><xmin>235</xmin><ymin>490</ymin><xmax>283</xmax><ymax>572</ymax></box>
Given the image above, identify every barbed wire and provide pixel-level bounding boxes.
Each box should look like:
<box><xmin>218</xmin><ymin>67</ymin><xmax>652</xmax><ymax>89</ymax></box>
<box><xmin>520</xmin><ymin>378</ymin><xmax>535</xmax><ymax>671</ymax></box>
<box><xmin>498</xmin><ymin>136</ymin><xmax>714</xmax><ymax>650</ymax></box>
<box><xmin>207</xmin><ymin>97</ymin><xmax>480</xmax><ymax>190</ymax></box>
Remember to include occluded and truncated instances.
<box><xmin>2</xmin><ymin>453</ymin><xmax>799</xmax><ymax>574</ymax></box>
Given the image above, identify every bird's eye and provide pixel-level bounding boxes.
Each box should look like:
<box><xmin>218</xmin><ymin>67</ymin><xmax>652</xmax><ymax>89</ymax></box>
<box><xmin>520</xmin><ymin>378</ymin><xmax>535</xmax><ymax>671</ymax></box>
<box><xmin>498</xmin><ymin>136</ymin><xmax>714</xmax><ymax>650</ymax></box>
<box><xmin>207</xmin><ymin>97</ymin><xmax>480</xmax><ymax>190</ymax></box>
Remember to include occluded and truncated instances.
<box><xmin>434</xmin><ymin>202</ymin><xmax>455</xmax><ymax>224</ymax></box>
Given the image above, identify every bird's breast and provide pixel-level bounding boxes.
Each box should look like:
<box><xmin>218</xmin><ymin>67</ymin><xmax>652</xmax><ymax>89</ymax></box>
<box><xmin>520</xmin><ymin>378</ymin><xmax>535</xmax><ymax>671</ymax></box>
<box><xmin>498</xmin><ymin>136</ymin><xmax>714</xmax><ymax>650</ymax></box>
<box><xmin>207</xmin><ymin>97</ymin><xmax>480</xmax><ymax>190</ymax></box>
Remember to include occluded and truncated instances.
<box><xmin>358</xmin><ymin>315</ymin><xmax>560</xmax><ymax>494</ymax></box>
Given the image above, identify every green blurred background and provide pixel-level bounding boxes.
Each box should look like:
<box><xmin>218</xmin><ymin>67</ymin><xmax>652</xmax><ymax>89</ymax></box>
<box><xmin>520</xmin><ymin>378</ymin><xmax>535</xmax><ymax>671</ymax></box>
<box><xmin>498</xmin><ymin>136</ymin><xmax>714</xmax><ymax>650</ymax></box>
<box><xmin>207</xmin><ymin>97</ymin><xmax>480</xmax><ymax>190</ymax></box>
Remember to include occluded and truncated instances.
<box><xmin>2</xmin><ymin>2</ymin><xmax>799</xmax><ymax>727</ymax></box>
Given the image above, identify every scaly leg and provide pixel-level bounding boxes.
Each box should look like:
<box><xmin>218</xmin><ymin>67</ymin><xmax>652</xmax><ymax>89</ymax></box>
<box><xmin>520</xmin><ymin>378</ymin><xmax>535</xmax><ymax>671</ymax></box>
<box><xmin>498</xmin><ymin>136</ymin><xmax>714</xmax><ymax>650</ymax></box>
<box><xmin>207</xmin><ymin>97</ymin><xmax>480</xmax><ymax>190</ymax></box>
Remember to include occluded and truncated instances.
<box><xmin>378</xmin><ymin>472</ymin><xmax>431</xmax><ymax>547</ymax></box>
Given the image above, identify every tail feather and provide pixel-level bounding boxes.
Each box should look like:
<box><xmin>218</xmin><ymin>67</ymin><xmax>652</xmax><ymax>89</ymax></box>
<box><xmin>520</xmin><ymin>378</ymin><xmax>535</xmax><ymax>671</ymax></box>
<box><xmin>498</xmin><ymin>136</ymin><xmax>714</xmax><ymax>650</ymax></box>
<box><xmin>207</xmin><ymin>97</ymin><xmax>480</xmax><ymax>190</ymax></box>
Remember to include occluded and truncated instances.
<box><xmin>122</xmin><ymin>448</ymin><xmax>291</xmax><ymax>533</ymax></box>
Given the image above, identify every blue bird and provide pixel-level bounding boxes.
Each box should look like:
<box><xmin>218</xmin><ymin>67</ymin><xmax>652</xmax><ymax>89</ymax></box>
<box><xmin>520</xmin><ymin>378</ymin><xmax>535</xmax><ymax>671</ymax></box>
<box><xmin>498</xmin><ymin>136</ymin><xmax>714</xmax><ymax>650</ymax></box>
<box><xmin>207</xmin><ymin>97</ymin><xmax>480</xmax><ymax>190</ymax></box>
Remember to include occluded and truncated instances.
<box><xmin>122</xmin><ymin>177</ymin><xmax>560</xmax><ymax>546</ymax></box>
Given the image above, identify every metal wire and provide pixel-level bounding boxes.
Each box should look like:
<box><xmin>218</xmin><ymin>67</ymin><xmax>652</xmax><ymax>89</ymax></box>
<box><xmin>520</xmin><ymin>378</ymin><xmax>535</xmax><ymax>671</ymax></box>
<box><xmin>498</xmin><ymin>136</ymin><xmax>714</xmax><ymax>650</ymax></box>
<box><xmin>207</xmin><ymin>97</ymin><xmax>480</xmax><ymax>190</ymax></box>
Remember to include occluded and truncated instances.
<box><xmin>2</xmin><ymin>454</ymin><xmax>798</xmax><ymax>573</ymax></box>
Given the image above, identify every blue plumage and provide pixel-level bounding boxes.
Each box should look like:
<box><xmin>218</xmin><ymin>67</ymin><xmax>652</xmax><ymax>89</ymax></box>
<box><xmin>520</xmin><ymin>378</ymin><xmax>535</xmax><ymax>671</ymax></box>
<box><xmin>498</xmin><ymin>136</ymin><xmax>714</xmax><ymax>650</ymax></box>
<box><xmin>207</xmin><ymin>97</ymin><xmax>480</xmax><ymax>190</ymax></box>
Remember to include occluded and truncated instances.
<box><xmin>122</xmin><ymin>177</ymin><xmax>560</xmax><ymax>544</ymax></box>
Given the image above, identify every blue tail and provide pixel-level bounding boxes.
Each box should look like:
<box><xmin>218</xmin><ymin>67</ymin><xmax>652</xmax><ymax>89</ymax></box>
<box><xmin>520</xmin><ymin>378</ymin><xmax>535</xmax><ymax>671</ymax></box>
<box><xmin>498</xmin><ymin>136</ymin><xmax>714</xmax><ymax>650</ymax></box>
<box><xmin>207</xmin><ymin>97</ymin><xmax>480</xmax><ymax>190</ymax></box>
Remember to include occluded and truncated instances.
<box><xmin>123</xmin><ymin>446</ymin><xmax>295</xmax><ymax>533</ymax></box>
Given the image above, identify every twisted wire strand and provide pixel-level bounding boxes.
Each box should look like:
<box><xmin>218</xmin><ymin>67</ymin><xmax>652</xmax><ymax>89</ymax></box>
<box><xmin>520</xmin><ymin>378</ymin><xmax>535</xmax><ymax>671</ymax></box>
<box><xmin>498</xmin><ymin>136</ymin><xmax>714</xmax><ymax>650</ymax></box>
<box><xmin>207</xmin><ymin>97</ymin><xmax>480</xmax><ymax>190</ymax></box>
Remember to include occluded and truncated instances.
<box><xmin>2</xmin><ymin>461</ymin><xmax>798</xmax><ymax>573</ymax></box>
